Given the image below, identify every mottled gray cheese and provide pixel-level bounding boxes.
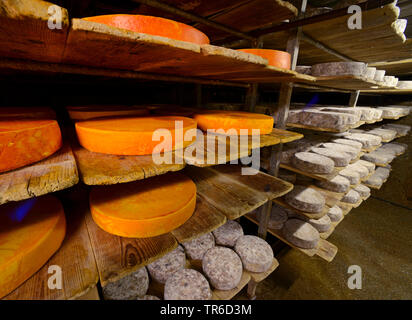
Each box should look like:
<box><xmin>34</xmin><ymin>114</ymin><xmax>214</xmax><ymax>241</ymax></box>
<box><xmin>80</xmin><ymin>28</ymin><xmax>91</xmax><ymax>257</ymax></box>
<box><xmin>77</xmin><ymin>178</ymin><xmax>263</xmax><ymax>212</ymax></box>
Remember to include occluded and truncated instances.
<box><xmin>397</xmin><ymin>81</ymin><xmax>412</xmax><ymax>89</ymax></box>
<box><xmin>339</xmin><ymin>168</ymin><xmax>361</xmax><ymax>185</ymax></box>
<box><xmin>374</xmin><ymin>70</ymin><xmax>386</xmax><ymax>82</ymax></box>
<box><xmin>342</xmin><ymin>190</ymin><xmax>361</xmax><ymax>204</ymax></box>
<box><xmin>311</xmin><ymin>62</ymin><xmax>366</xmax><ymax>77</ymax></box>
<box><xmin>282</xmin><ymin>219</ymin><xmax>320</xmax><ymax>249</ymax></box>
<box><xmin>378</xmin><ymin>107</ymin><xmax>404</xmax><ymax>118</ymax></box>
<box><xmin>346</xmin><ymin>163</ymin><xmax>369</xmax><ymax>178</ymax></box>
<box><xmin>212</xmin><ymin>220</ymin><xmax>244</xmax><ymax>248</ymax></box>
<box><xmin>382</xmin><ymin>124</ymin><xmax>410</xmax><ymax>135</ymax></box>
<box><xmin>364</xmin><ymin>67</ymin><xmax>377</xmax><ymax>80</ymax></box>
<box><xmin>332</xmin><ymin>138</ymin><xmax>363</xmax><ymax>151</ymax></box>
<box><xmin>345</xmin><ymin>133</ymin><xmax>382</xmax><ymax>148</ymax></box>
<box><xmin>235</xmin><ymin>235</ymin><xmax>274</xmax><ymax>273</ymax></box>
<box><xmin>327</xmin><ymin>205</ymin><xmax>343</xmax><ymax>222</ymax></box>
<box><xmin>353</xmin><ymin>160</ymin><xmax>375</xmax><ymax>173</ymax></box>
<box><xmin>367</xmin><ymin>128</ymin><xmax>397</xmax><ymax>141</ymax></box>
<box><xmin>362</xmin><ymin>150</ymin><xmax>395</xmax><ymax>165</ymax></box>
<box><xmin>164</xmin><ymin>269</ymin><xmax>211</xmax><ymax>300</ymax></box>
<box><xmin>183</xmin><ymin>233</ymin><xmax>215</xmax><ymax>261</ymax></box>
<box><xmin>316</xmin><ymin>175</ymin><xmax>350</xmax><ymax>193</ymax></box>
<box><xmin>202</xmin><ymin>246</ymin><xmax>243</xmax><ymax>291</ymax></box>
<box><xmin>285</xmin><ymin>186</ymin><xmax>326</xmax><ymax>213</ymax></box>
<box><xmin>257</xmin><ymin>203</ymin><xmax>289</xmax><ymax>230</ymax></box>
<box><xmin>354</xmin><ymin>107</ymin><xmax>376</xmax><ymax>121</ymax></box>
<box><xmin>321</xmin><ymin>142</ymin><xmax>359</xmax><ymax>159</ymax></box>
<box><xmin>375</xmin><ymin>167</ymin><xmax>391</xmax><ymax>180</ymax></box>
<box><xmin>379</xmin><ymin>143</ymin><xmax>407</xmax><ymax>155</ymax></box>
<box><xmin>310</xmin><ymin>147</ymin><xmax>351</xmax><ymax>167</ymax></box>
<box><xmin>292</xmin><ymin>152</ymin><xmax>335</xmax><ymax>174</ymax></box>
<box><xmin>354</xmin><ymin>184</ymin><xmax>371</xmax><ymax>198</ymax></box>
<box><xmin>364</xmin><ymin>173</ymin><xmax>384</xmax><ymax>187</ymax></box>
<box><xmin>147</xmin><ymin>245</ymin><xmax>186</xmax><ymax>284</ymax></box>
<box><xmin>103</xmin><ymin>267</ymin><xmax>149</xmax><ymax>300</ymax></box>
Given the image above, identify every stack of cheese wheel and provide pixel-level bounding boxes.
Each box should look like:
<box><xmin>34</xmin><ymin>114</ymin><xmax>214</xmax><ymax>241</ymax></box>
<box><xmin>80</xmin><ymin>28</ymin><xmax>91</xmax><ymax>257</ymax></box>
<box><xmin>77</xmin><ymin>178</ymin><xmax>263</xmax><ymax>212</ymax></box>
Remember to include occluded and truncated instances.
<box><xmin>66</xmin><ymin>105</ymin><xmax>150</xmax><ymax>121</ymax></box>
<box><xmin>0</xmin><ymin>195</ymin><xmax>66</xmax><ymax>298</ymax></box>
<box><xmin>83</xmin><ymin>14</ymin><xmax>210</xmax><ymax>45</ymax></box>
<box><xmin>193</xmin><ymin>110</ymin><xmax>274</xmax><ymax>135</ymax></box>
<box><xmin>75</xmin><ymin>116</ymin><xmax>197</xmax><ymax>155</ymax></box>
<box><xmin>89</xmin><ymin>172</ymin><xmax>196</xmax><ymax>238</ymax></box>
<box><xmin>237</xmin><ymin>49</ymin><xmax>291</xmax><ymax>70</ymax></box>
<box><xmin>0</xmin><ymin>107</ymin><xmax>62</xmax><ymax>173</ymax></box>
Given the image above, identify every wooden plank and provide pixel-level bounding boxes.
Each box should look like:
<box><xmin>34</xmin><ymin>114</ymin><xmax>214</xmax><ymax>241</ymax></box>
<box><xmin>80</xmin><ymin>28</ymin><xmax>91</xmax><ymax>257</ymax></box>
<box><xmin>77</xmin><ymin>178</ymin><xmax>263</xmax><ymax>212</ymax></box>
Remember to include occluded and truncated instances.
<box><xmin>272</xmin><ymin>128</ymin><xmax>304</xmax><ymax>143</ymax></box>
<box><xmin>245</xmin><ymin>213</ymin><xmax>337</xmax><ymax>262</ymax></box>
<box><xmin>320</xmin><ymin>225</ymin><xmax>335</xmax><ymax>240</ymax></box>
<box><xmin>182</xmin><ymin>129</ymin><xmax>282</xmax><ymax>167</ymax></box>
<box><xmin>245</xmin><ymin>259</ymin><xmax>279</xmax><ymax>283</ymax></box>
<box><xmin>171</xmin><ymin>195</ymin><xmax>227</xmax><ymax>243</ymax></box>
<box><xmin>72</xmin><ymin>143</ymin><xmax>185</xmax><ymax>186</ymax></box>
<box><xmin>273</xmin><ymin>198</ymin><xmax>329</xmax><ymax>220</ymax></box>
<box><xmin>207</xmin><ymin>165</ymin><xmax>294</xmax><ymax>200</ymax></box>
<box><xmin>212</xmin><ymin>272</ymin><xmax>251</xmax><ymax>300</ymax></box>
<box><xmin>279</xmin><ymin>163</ymin><xmax>342</xmax><ymax>182</ymax></box>
<box><xmin>338</xmin><ymin>202</ymin><xmax>353</xmax><ymax>216</ymax></box>
<box><xmin>84</xmin><ymin>209</ymin><xmax>178</xmax><ymax>287</ymax></box>
<box><xmin>185</xmin><ymin>166</ymin><xmax>268</xmax><ymax>220</ymax></box>
<box><xmin>0</xmin><ymin>144</ymin><xmax>79</xmax><ymax>205</ymax></box>
<box><xmin>4</xmin><ymin>198</ymin><xmax>99</xmax><ymax>300</ymax></box>
<box><xmin>0</xmin><ymin>0</ymin><xmax>69</xmax><ymax>63</ymax></box>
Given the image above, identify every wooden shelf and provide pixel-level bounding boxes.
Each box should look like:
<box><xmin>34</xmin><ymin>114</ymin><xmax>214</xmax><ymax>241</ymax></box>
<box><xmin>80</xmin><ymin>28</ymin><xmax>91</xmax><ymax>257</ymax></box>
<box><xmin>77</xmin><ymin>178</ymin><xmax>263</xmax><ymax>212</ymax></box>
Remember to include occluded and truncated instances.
<box><xmin>272</xmin><ymin>198</ymin><xmax>329</xmax><ymax>220</ymax></box>
<box><xmin>185</xmin><ymin>165</ymin><xmax>293</xmax><ymax>220</ymax></box>
<box><xmin>72</xmin><ymin>142</ymin><xmax>185</xmax><ymax>186</ymax></box>
<box><xmin>245</xmin><ymin>213</ymin><xmax>337</xmax><ymax>262</ymax></box>
<box><xmin>279</xmin><ymin>163</ymin><xmax>342</xmax><ymax>182</ymax></box>
<box><xmin>171</xmin><ymin>196</ymin><xmax>227</xmax><ymax>243</ymax></box>
<box><xmin>0</xmin><ymin>1</ymin><xmax>314</xmax><ymax>86</ymax></box>
<box><xmin>184</xmin><ymin>129</ymin><xmax>300</xmax><ymax>167</ymax></box>
<box><xmin>0</xmin><ymin>144</ymin><xmax>79</xmax><ymax>205</ymax></box>
<box><xmin>4</xmin><ymin>200</ymin><xmax>99</xmax><ymax>300</ymax></box>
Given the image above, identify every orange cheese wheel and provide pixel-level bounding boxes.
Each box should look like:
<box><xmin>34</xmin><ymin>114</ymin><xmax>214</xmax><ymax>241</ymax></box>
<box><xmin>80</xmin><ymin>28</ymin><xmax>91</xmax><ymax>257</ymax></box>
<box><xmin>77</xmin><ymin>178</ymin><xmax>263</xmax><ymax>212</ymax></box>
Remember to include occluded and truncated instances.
<box><xmin>66</xmin><ymin>105</ymin><xmax>150</xmax><ymax>121</ymax></box>
<box><xmin>83</xmin><ymin>14</ymin><xmax>210</xmax><ymax>45</ymax></box>
<box><xmin>237</xmin><ymin>49</ymin><xmax>291</xmax><ymax>70</ymax></box>
<box><xmin>75</xmin><ymin>116</ymin><xmax>197</xmax><ymax>155</ymax></box>
<box><xmin>0</xmin><ymin>118</ymin><xmax>62</xmax><ymax>173</ymax></box>
<box><xmin>90</xmin><ymin>173</ymin><xmax>196</xmax><ymax>238</ymax></box>
<box><xmin>0</xmin><ymin>195</ymin><xmax>66</xmax><ymax>298</ymax></box>
<box><xmin>193</xmin><ymin>110</ymin><xmax>274</xmax><ymax>135</ymax></box>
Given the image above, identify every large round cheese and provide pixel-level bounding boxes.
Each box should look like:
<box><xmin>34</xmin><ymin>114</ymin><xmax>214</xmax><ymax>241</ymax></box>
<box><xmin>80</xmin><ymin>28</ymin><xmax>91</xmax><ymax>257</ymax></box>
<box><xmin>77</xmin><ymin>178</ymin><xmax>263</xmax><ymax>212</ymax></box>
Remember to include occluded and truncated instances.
<box><xmin>83</xmin><ymin>14</ymin><xmax>210</xmax><ymax>45</ymax></box>
<box><xmin>0</xmin><ymin>118</ymin><xmax>62</xmax><ymax>173</ymax></box>
<box><xmin>193</xmin><ymin>110</ymin><xmax>274</xmax><ymax>135</ymax></box>
<box><xmin>0</xmin><ymin>195</ymin><xmax>66</xmax><ymax>299</ymax></box>
<box><xmin>90</xmin><ymin>172</ymin><xmax>196</xmax><ymax>238</ymax></box>
<box><xmin>76</xmin><ymin>116</ymin><xmax>197</xmax><ymax>155</ymax></box>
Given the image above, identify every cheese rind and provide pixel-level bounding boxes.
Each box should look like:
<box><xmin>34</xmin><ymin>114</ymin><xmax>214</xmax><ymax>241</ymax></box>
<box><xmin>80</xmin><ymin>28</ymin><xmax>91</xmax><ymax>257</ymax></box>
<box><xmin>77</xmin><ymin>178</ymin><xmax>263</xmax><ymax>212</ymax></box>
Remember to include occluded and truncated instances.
<box><xmin>292</xmin><ymin>152</ymin><xmax>335</xmax><ymax>174</ymax></box>
<box><xmin>0</xmin><ymin>195</ymin><xmax>66</xmax><ymax>299</ymax></box>
<box><xmin>0</xmin><ymin>119</ymin><xmax>62</xmax><ymax>173</ymax></box>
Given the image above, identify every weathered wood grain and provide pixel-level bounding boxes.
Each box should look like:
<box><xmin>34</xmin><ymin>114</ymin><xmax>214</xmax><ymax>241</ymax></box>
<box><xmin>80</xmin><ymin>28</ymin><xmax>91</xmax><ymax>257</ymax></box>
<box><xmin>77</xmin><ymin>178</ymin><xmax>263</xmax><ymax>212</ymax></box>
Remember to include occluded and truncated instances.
<box><xmin>72</xmin><ymin>143</ymin><xmax>185</xmax><ymax>186</ymax></box>
<box><xmin>0</xmin><ymin>0</ymin><xmax>69</xmax><ymax>63</ymax></box>
<box><xmin>171</xmin><ymin>195</ymin><xmax>227</xmax><ymax>243</ymax></box>
<box><xmin>185</xmin><ymin>166</ymin><xmax>269</xmax><ymax>220</ymax></box>
<box><xmin>0</xmin><ymin>144</ymin><xmax>79</xmax><ymax>205</ymax></box>
<box><xmin>4</xmin><ymin>198</ymin><xmax>98</xmax><ymax>300</ymax></box>
<box><xmin>208</xmin><ymin>165</ymin><xmax>294</xmax><ymax>200</ymax></box>
<box><xmin>84</xmin><ymin>209</ymin><xmax>178</xmax><ymax>287</ymax></box>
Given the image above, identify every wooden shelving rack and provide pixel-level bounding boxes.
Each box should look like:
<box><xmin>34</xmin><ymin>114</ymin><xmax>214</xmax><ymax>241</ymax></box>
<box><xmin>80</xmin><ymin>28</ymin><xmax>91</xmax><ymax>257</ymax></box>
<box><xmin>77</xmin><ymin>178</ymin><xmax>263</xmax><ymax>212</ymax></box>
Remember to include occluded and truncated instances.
<box><xmin>1</xmin><ymin>0</ymin><xmax>410</xmax><ymax>300</ymax></box>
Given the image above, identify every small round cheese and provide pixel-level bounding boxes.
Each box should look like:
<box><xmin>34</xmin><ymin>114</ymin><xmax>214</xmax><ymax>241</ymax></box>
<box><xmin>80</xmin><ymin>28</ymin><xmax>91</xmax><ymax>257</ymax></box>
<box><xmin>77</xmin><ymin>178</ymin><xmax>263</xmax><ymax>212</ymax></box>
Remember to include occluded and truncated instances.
<box><xmin>182</xmin><ymin>233</ymin><xmax>215</xmax><ymax>261</ymax></box>
<box><xmin>212</xmin><ymin>220</ymin><xmax>244</xmax><ymax>247</ymax></box>
<box><xmin>234</xmin><ymin>235</ymin><xmax>274</xmax><ymax>273</ymax></box>
<box><xmin>147</xmin><ymin>245</ymin><xmax>186</xmax><ymax>284</ymax></box>
<box><xmin>292</xmin><ymin>152</ymin><xmax>335</xmax><ymax>174</ymax></box>
<box><xmin>285</xmin><ymin>186</ymin><xmax>326</xmax><ymax>213</ymax></box>
<box><xmin>164</xmin><ymin>269</ymin><xmax>211</xmax><ymax>300</ymax></box>
<box><xmin>282</xmin><ymin>219</ymin><xmax>320</xmax><ymax>249</ymax></box>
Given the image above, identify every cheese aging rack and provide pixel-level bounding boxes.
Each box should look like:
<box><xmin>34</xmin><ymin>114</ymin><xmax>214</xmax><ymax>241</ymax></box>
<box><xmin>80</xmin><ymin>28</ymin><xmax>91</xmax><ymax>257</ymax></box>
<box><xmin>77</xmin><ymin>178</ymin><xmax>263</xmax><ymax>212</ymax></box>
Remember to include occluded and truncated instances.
<box><xmin>0</xmin><ymin>0</ymin><xmax>411</xmax><ymax>301</ymax></box>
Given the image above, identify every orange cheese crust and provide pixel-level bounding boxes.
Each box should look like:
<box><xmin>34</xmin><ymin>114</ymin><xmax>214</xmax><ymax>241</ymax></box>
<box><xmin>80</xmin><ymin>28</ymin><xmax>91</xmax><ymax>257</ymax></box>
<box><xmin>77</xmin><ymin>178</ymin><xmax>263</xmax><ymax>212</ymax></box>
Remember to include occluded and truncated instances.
<box><xmin>89</xmin><ymin>173</ymin><xmax>196</xmax><ymax>238</ymax></box>
<box><xmin>75</xmin><ymin>116</ymin><xmax>197</xmax><ymax>155</ymax></box>
<box><xmin>0</xmin><ymin>119</ymin><xmax>62</xmax><ymax>173</ymax></box>
<box><xmin>66</xmin><ymin>105</ymin><xmax>150</xmax><ymax>121</ymax></box>
<box><xmin>0</xmin><ymin>195</ymin><xmax>66</xmax><ymax>298</ymax></box>
<box><xmin>237</xmin><ymin>49</ymin><xmax>291</xmax><ymax>70</ymax></box>
<box><xmin>193</xmin><ymin>110</ymin><xmax>274</xmax><ymax>135</ymax></box>
<box><xmin>83</xmin><ymin>14</ymin><xmax>210</xmax><ymax>45</ymax></box>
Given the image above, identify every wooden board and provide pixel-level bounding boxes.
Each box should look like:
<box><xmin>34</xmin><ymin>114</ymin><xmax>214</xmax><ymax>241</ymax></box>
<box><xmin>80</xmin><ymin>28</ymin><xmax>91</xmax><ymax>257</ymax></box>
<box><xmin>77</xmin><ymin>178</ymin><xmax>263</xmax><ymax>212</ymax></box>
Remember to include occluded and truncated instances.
<box><xmin>279</xmin><ymin>163</ymin><xmax>342</xmax><ymax>182</ymax></box>
<box><xmin>320</xmin><ymin>225</ymin><xmax>335</xmax><ymax>240</ymax></box>
<box><xmin>62</xmin><ymin>19</ymin><xmax>315</xmax><ymax>84</ymax></box>
<box><xmin>338</xmin><ymin>202</ymin><xmax>353</xmax><ymax>216</ymax></box>
<box><xmin>245</xmin><ymin>213</ymin><xmax>337</xmax><ymax>262</ymax></box>
<box><xmin>185</xmin><ymin>166</ymin><xmax>269</xmax><ymax>220</ymax></box>
<box><xmin>272</xmin><ymin>198</ymin><xmax>329</xmax><ymax>220</ymax></box>
<box><xmin>84</xmin><ymin>209</ymin><xmax>178</xmax><ymax>287</ymax></box>
<box><xmin>181</xmin><ymin>129</ymin><xmax>283</xmax><ymax>167</ymax></box>
<box><xmin>272</xmin><ymin>128</ymin><xmax>304</xmax><ymax>143</ymax></box>
<box><xmin>0</xmin><ymin>144</ymin><xmax>79</xmax><ymax>205</ymax></box>
<box><xmin>72</xmin><ymin>143</ymin><xmax>185</xmax><ymax>186</ymax></box>
<box><xmin>171</xmin><ymin>195</ymin><xmax>227</xmax><ymax>243</ymax></box>
<box><xmin>207</xmin><ymin>165</ymin><xmax>294</xmax><ymax>200</ymax></box>
<box><xmin>245</xmin><ymin>259</ymin><xmax>279</xmax><ymax>283</ymax></box>
<box><xmin>0</xmin><ymin>0</ymin><xmax>69</xmax><ymax>63</ymax></box>
<box><xmin>4</xmin><ymin>199</ymin><xmax>98</xmax><ymax>300</ymax></box>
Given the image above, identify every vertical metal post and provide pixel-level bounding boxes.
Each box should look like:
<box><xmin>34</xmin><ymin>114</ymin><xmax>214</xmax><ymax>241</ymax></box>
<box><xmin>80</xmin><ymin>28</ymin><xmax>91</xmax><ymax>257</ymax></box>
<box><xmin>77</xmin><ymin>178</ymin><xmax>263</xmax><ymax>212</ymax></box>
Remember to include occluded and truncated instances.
<box><xmin>349</xmin><ymin>90</ymin><xmax>360</xmax><ymax>108</ymax></box>
<box><xmin>258</xmin><ymin>0</ymin><xmax>307</xmax><ymax>240</ymax></box>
